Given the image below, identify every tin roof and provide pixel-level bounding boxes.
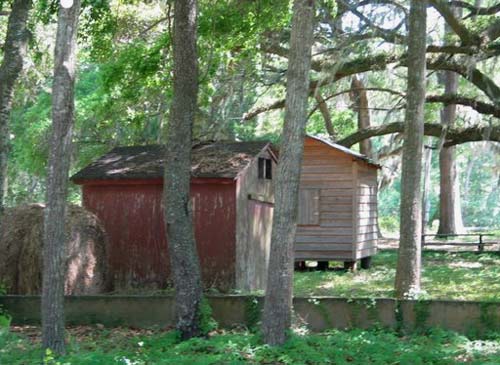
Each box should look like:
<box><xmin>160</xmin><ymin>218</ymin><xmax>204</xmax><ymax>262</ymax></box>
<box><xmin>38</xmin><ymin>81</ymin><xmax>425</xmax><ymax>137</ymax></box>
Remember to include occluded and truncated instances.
<box><xmin>71</xmin><ymin>141</ymin><xmax>271</xmax><ymax>182</ymax></box>
<box><xmin>72</xmin><ymin>135</ymin><xmax>379</xmax><ymax>183</ymax></box>
<box><xmin>305</xmin><ymin>135</ymin><xmax>381</xmax><ymax>168</ymax></box>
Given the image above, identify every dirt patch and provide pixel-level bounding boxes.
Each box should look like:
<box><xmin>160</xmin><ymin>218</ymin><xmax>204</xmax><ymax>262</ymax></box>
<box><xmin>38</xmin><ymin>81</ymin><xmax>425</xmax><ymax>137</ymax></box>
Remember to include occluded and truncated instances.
<box><xmin>0</xmin><ymin>204</ymin><xmax>110</xmax><ymax>295</ymax></box>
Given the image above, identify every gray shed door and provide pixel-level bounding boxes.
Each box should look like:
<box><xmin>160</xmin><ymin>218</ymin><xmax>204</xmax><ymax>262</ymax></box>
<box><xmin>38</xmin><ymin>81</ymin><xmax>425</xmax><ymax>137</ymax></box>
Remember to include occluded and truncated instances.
<box><xmin>298</xmin><ymin>189</ymin><xmax>320</xmax><ymax>225</ymax></box>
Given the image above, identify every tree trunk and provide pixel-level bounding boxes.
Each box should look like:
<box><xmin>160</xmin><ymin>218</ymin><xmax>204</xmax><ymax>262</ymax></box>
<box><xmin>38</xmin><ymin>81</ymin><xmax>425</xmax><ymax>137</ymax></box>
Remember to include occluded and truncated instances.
<box><xmin>437</xmin><ymin>6</ymin><xmax>464</xmax><ymax>235</ymax></box>
<box><xmin>314</xmin><ymin>93</ymin><xmax>336</xmax><ymax>139</ymax></box>
<box><xmin>350</xmin><ymin>76</ymin><xmax>372</xmax><ymax>157</ymax></box>
<box><xmin>0</xmin><ymin>0</ymin><xmax>31</xmax><ymax>235</ymax></box>
<box><xmin>422</xmin><ymin>144</ymin><xmax>433</xmax><ymax>233</ymax></box>
<box><xmin>262</xmin><ymin>0</ymin><xmax>315</xmax><ymax>346</ymax></box>
<box><xmin>395</xmin><ymin>0</ymin><xmax>427</xmax><ymax>299</ymax></box>
<box><xmin>41</xmin><ymin>0</ymin><xmax>81</xmax><ymax>355</ymax></box>
<box><xmin>163</xmin><ymin>0</ymin><xmax>203</xmax><ymax>340</ymax></box>
<box><xmin>349</xmin><ymin>75</ymin><xmax>384</xmax><ymax>238</ymax></box>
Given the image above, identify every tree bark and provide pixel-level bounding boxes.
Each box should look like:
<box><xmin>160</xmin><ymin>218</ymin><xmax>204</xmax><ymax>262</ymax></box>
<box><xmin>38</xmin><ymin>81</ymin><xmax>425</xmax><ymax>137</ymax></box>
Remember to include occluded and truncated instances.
<box><xmin>350</xmin><ymin>76</ymin><xmax>372</xmax><ymax>157</ymax></box>
<box><xmin>395</xmin><ymin>0</ymin><xmax>427</xmax><ymax>299</ymax></box>
<box><xmin>163</xmin><ymin>0</ymin><xmax>203</xmax><ymax>340</ymax></box>
<box><xmin>422</xmin><ymin>145</ymin><xmax>433</xmax><ymax>233</ymax></box>
<box><xmin>314</xmin><ymin>93</ymin><xmax>336</xmax><ymax>139</ymax></box>
<box><xmin>41</xmin><ymin>0</ymin><xmax>81</xmax><ymax>355</ymax></box>
<box><xmin>0</xmin><ymin>0</ymin><xmax>31</xmax><ymax>237</ymax></box>
<box><xmin>437</xmin><ymin>6</ymin><xmax>464</xmax><ymax>235</ymax></box>
<box><xmin>262</xmin><ymin>0</ymin><xmax>315</xmax><ymax>346</ymax></box>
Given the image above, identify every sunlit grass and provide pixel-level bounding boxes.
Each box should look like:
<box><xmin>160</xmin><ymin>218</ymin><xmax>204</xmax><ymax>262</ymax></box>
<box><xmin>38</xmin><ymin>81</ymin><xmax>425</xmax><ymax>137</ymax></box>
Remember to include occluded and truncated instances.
<box><xmin>293</xmin><ymin>250</ymin><xmax>500</xmax><ymax>301</ymax></box>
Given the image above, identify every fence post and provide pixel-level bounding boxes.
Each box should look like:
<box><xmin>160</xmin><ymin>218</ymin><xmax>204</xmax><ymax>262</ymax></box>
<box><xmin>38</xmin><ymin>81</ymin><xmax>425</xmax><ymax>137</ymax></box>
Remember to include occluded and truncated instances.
<box><xmin>478</xmin><ymin>234</ymin><xmax>484</xmax><ymax>253</ymax></box>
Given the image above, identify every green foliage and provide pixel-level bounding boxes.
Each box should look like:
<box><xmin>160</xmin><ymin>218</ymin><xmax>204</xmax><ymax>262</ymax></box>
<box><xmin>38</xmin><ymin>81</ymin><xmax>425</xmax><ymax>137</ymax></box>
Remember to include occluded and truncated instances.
<box><xmin>306</xmin><ymin>109</ymin><xmax>356</xmax><ymax>139</ymax></box>
<box><xmin>0</xmin><ymin>284</ymin><xmax>10</xmax><ymax>330</ymax></box>
<box><xmin>413</xmin><ymin>300</ymin><xmax>431</xmax><ymax>332</ymax></box>
<box><xmin>479</xmin><ymin>302</ymin><xmax>500</xmax><ymax>335</ymax></box>
<box><xmin>198</xmin><ymin>297</ymin><xmax>218</xmax><ymax>335</ymax></box>
<box><xmin>0</xmin><ymin>327</ymin><xmax>499</xmax><ymax>364</ymax></box>
<box><xmin>379</xmin><ymin>216</ymin><xmax>399</xmax><ymax>234</ymax></box>
<box><xmin>244</xmin><ymin>296</ymin><xmax>261</xmax><ymax>332</ymax></box>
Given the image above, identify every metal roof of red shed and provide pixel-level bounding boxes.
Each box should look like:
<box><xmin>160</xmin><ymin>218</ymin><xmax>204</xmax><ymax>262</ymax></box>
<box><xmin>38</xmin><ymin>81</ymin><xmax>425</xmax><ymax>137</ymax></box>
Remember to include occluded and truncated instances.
<box><xmin>72</xmin><ymin>141</ymin><xmax>271</xmax><ymax>182</ymax></box>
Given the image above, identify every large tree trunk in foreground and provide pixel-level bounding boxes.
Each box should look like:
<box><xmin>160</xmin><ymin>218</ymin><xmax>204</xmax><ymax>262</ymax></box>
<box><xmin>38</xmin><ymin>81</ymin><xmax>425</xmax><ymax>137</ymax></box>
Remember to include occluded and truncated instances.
<box><xmin>437</xmin><ymin>6</ymin><xmax>465</xmax><ymax>235</ymax></box>
<box><xmin>0</xmin><ymin>0</ymin><xmax>32</xmax><ymax>236</ymax></box>
<box><xmin>42</xmin><ymin>0</ymin><xmax>81</xmax><ymax>355</ymax></box>
<box><xmin>395</xmin><ymin>0</ymin><xmax>427</xmax><ymax>299</ymax></box>
<box><xmin>262</xmin><ymin>0</ymin><xmax>315</xmax><ymax>346</ymax></box>
<box><xmin>163</xmin><ymin>0</ymin><xmax>203</xmax><ymax>340</ymax></box>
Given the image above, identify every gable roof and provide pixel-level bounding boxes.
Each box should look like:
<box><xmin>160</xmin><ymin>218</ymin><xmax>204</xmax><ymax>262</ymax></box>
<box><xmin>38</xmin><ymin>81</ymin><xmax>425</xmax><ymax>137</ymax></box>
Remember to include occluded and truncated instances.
<box><xmin>72</xmin><ymin>135</ymin><xmax>379</xmax><ymax>183</ymax></box>
<box><xmin>71</xmin><ymin>141</ymin><xmax>272</xmax><ymax>182</ymax></box>
<box><xmin>305</xmin><ymin>135</ymin><xmax>380</xmax><ymax>168</ymax></box>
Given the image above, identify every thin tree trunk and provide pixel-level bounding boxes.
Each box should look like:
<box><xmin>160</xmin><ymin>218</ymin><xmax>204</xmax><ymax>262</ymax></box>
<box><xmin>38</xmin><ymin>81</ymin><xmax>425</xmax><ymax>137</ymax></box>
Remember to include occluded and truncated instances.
<box><xmin>350</xmin><ymin>76</ymin><xmax>385</xmax><ymax>238</ymax></box>
<box><xmin>314</xmin><ymin>93</ymin><xmax>336</xmax><ymax>139</ymax></box>
<box><xmin>163</xmin><ymin>0</ymin><xmax>203</xmax><ymax>340</ymax></box>
<box><xmin>262</xmin><ymin>0</ymin><xmax>315</xmax><ymax>346</ymax></box>
<box><xmin>350</xmin><ymin>76</ymin><xmax>372</xmax><ymax>157</ymax></box>
<box><xmin>0</xmin><ymin>0</ymin><xmax>31</xmax><ymax>235</ymax></box>
<box><xmin>395</xmin><ymin>0</ymin><xmax>427</xmax><ymax>299</ymax></box>
<box><xmin>437</xmin><ymin>6</ymin><xmax>464</xmax><ymax>235</ymax></box>
<box><xmin>41</xmin><ymin>0</ymin><xmax>81</xmax><ymax>355</ymax></box>
<box><xmin>422</xmin><ymin>144</ymin><xmax>433</xmax><ymax>234</ymax></box>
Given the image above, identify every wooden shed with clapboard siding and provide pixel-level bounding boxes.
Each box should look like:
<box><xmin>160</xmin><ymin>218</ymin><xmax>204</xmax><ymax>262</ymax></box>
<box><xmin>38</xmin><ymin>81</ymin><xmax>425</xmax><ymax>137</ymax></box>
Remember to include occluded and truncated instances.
<box><xmin>295</xmin><ymin>136</ymin><xmax>379</xmax><ymax>269</ymax></box>
<box><xmin>72</xmin><ymin>135</ymin><xmax>379</xmax><ymax>292</ymax></box>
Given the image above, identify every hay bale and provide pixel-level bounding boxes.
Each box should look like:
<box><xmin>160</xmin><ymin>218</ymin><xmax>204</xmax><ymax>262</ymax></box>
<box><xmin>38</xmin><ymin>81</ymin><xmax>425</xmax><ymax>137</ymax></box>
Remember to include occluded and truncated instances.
<box><xmin>0</xmin><ymin>204</ymin><xmax>110</xmax><ymax>295</ymax></box>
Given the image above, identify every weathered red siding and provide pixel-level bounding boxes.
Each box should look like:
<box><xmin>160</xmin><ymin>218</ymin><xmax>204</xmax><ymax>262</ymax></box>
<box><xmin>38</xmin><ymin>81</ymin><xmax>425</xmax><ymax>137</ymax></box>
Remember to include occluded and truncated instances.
<box><xmin>82</xmin><ymin>179</ymin><xmax>236</xmax><ymax>291</ymax></box>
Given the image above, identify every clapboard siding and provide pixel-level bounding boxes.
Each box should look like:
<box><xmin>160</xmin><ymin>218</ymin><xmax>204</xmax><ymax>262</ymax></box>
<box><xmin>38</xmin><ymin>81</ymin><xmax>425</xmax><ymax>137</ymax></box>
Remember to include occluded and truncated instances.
<box><xmin>353</xmin><ymin>161</ymin><xmax>379</xmax><ymax>259</ymax></box>
<box><xmin>293</xmin><ymin>137</ymin><xmax>379</xmax><ymax>262</ymax></box>
<box><xmin>295</xmin><ymin>251</ymin><xmax>353</xmax><ymax>260</ymax></box>
<box><xmin>295</xmin><ymin>138</ymin><xmax>357</xmax><ymax>261</ymax></box>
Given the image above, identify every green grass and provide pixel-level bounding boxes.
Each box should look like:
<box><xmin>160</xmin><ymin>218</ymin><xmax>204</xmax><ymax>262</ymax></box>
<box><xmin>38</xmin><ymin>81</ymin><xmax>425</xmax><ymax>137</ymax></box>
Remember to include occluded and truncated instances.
<box><xmin>293</xmin><ymin>251</ymin><xmax>500</xmax><ymax>301</ymax></box>
<box><xmin>1</xmin><ymin>327</ymin><xmax>499</xmax><ymax>364</ymax></box>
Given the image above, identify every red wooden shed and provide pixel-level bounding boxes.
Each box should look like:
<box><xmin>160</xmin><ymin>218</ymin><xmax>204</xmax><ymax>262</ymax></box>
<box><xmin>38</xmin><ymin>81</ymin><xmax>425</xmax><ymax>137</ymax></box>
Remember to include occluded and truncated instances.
<box><xmin>72</xmin><ymin>136</ymin><xmax>379</xmax><ymax>292</ymax></box>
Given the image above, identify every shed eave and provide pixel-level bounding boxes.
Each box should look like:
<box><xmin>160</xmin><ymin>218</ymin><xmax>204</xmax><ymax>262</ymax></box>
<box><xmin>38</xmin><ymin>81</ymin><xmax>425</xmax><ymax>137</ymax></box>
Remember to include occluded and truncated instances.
<box><xmin>305</xmin><ymin>135</ymin><xmax>382</xmax><ymax>169</ymax></box>
<box><xmin>73</xmin><ymin>176</ymin><xmax>236</xmax><ymax>186</ymax></box>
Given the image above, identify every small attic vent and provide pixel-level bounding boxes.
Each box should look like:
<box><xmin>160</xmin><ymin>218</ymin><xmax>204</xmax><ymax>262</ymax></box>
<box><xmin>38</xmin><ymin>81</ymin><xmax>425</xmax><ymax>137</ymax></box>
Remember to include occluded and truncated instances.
<box><xmin>258</xmin><ymin>158</ymin><xmax>272</xmax><ymax>180</ymax></box>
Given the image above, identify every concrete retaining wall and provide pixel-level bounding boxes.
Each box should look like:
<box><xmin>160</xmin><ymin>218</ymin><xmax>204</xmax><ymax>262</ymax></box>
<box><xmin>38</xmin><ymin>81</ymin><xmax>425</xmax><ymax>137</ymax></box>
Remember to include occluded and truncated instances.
<box><xmin>1</xmin><ymin>295</ymin><xmax>499</xmax><ymax>335</ymax></box>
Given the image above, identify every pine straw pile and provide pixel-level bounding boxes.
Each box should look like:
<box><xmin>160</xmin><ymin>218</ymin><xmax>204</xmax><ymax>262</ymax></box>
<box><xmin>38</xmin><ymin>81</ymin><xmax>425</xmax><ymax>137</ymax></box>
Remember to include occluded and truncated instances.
<box><xmin>0</xmin><ymin>204</ymin><xmax>110</xmax><ymax>295</ymax></box>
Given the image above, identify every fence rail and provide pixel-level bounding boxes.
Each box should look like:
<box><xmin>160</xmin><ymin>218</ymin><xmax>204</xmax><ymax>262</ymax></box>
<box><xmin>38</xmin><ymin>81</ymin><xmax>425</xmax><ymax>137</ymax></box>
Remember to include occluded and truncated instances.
<box><xmin>421</xmin><ymin>233</ymin><xmax>496</xmax><ymax>252</ymax></box>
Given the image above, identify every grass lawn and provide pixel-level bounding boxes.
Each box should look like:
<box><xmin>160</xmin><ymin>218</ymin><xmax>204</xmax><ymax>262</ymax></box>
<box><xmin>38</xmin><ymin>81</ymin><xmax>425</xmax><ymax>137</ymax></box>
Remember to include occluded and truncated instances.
<box><xmin>1</xmin><ymin>326</ymin><xmax>499</xmax><ymax>365</ymax></box>
<box><xmin>294</xmin><ymin>250</ymin><xmax>500</xmax><ymax>301</ymax></box>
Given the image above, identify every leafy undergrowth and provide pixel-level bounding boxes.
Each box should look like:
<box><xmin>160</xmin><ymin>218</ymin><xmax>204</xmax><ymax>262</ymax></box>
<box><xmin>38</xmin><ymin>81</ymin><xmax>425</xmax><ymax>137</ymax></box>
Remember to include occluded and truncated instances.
<box><xmin>1</xmin><ymin>326</ymin><xmax>499</xmax><ymax>365</ymax></box>
<box><xmin>294</xmin><ymin>251</ymin><xmax>500</xmax><ymax>301</ymax></box>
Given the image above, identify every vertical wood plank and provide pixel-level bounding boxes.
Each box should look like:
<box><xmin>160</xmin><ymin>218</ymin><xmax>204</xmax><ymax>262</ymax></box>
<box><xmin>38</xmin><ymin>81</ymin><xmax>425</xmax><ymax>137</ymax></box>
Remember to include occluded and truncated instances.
<box><xmin>352</xmin><ymin>161</ymin><xmax>359</xmax><ymax>260</ymax></box>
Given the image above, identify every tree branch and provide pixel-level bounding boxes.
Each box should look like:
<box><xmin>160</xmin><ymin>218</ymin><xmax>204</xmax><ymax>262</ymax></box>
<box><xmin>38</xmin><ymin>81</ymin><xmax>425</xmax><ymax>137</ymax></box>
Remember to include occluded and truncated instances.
<box><xmin>426</xmin><ymin>94</ymin><xmax>500</xmax><ymax>117</ymax></box>
<box><xmin>449</xmin><ymin>1</ymin><xmax>500</xmax><ymax>16</ymax></box>
<box><xmin>429</xmin><ymin>0</ymin><xmax>480</xmax><ymax>45</ymax></box>
<box><xmin>245</xmin><ymin>87</ymin><xmax>499</xmax><ymax>122</ymax></box>
<box><xmin>337</xmin><ymin>122</ymin><xmax>500</xmax><ymax>147</ymax></box>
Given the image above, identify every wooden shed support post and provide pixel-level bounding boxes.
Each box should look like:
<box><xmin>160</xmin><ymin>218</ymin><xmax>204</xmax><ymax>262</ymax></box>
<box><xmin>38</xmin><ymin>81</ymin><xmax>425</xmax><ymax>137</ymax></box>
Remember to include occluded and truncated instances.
<box><xmin>360</xmin><ymin>256</ymin><xmax>372</xmax><ymax>269</ymax></box>
<box><xmin>344</xmin><ymin>261</ymin><xmax>357</xmax><ymax>271</ymax></box>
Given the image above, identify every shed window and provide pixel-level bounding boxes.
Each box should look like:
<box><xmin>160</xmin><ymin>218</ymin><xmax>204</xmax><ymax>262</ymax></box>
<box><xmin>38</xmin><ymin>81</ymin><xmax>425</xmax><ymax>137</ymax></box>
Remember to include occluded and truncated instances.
<box><xmin>298</xmin><ymin>189</ymin><xmax>320</xmax><ymax>225</ymax></box>
<box><xmin>258</xmin><ymin>158</ymin><xmax>272</xmax><ymax>180</ymax></box>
